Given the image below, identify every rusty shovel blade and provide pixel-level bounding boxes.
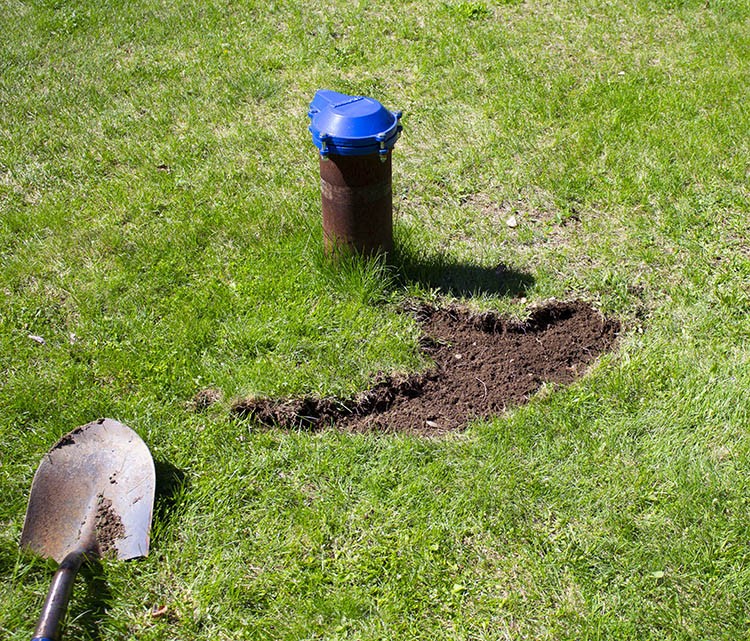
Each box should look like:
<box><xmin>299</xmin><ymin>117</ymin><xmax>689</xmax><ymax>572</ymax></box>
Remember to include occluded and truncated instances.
<box><xmin>20</xmin><ymin>418</ymin><xmax>155</xmax><ymax>640</ymax></box>
<box><xmin>21</xmin><ymin>418</ymin><xmax>155</xmax><ymax>563</ymax></box>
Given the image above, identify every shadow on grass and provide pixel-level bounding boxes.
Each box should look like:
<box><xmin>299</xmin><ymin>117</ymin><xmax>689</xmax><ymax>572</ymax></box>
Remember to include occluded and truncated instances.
<box><xmin>66</xmin><ymin>559</ymin><xmax>112</xmax><ymax>641</ymax></box>
<box><xmin>13</xmin><ymin>553</ymin><xmax>113</xmax><ymax>641</ymax></box>
<box><xmin>153</xmin><ymin>459</ymin><xmax>188</xmax><ymax>527</ymax></box>
<box><xmin>390</xmin><ymin>244</ymin><xmax>534</xmax><ymax>298</ymax></box>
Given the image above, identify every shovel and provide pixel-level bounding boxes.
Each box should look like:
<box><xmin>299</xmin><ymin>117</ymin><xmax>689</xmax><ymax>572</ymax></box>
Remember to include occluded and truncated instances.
<box><xmin>20</xmin><ymin>418</ymin><xmax>155</xmax><ymax>641</ymax></box>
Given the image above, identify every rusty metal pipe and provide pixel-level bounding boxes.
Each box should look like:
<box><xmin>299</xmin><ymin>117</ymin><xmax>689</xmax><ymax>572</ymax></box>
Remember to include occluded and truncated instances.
<box><xmin>319</xmin><ymin>152</ymin><xmax>393</xmax><ymax>256</ymax></box>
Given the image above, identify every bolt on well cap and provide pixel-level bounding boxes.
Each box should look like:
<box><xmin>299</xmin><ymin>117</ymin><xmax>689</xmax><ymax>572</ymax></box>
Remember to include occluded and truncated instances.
<box><xmin>308</xmin><ymin>90</ymin><xmax>402</xmax><ymax>158</ymax></box>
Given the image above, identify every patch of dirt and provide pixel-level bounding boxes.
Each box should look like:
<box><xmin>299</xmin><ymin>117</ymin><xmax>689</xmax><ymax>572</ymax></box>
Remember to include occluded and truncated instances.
<box><xmin>95</xmin><ymin>495</ymin><xmax>125</xmax><ymax>556</ymax></box>
<box><xmin>52</xmin><ymin>426</ymin><xmax>85</xmax><ymax>450</ymax></box>
<box><xmin>232</xmin><ymin>300</ymin><xmax>620</xmax><ymax>434</ymax></box>
<box><xmin>191</xmin><ymin>387</ymin><xmax>223</xmax><ymax>410</ymax></box>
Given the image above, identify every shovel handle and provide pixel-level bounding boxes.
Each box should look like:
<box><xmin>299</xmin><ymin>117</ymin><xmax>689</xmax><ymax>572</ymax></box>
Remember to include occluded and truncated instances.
<box><xmin>32</xmin><ymin>549</ymin><xmax>85</xmax><ymax>641</ymax></box>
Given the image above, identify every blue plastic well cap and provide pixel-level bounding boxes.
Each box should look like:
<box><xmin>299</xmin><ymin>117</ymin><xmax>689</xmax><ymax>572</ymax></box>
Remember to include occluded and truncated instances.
<box><xmin>308</xmin><ymin>90</ymin><xmax>402</xmax><ymax>158</ymax></box>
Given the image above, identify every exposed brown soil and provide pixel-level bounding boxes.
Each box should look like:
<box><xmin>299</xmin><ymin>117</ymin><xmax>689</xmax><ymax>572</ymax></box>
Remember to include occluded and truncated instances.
<box><xmin>53</xmin><ymin>426</ymin><xmax>85</xmax><ymax>450</ymax></box>
<box><xmin>53</xmin><ymin>418</ymin><xmax>106</xmax><ymax>450</ymax></box>
<box><xmin>232</xmin><ymin>300</ymin><xmax>620</xmax><ymax>434</ymax></box>
<box><xmin>192</xmin><ymin>387</ymin><xmax>223</xmax><ymax>410</ymax></box>
<box><xmin>95</xmin><ymin>495</ymin><xmax>125</xmax><ymax>556</ymax></box>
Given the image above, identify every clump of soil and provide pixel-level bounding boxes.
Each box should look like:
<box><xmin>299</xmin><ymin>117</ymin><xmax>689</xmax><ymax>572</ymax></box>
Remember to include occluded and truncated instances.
<box><xmin>53</xmin><ymin>419</ymin><xmax>106</xmax><ymax>450</ymax></box>
<box><xmin>191</xmin><ymin>387</ymin><xmax>223</xmax><ymax>410</ymax></box>
<box><xmin>232</xmin><ymin>300</ymin><xmax>620</xmax><ymax>434</ymax></box>
<box><xmin>95</xmin><ymin>495</ymin><xmax>125</xmax><ymax>556</ymax></box>
<box><xmin>53</xmin><ymin>426</ymin><xmax>85</xmax><ymax>450</ymax></box>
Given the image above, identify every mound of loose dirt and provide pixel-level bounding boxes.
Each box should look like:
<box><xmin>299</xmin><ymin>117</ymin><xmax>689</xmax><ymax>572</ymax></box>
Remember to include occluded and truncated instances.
<box><xmin>232</xmin><ymin>300</ymin><xmax>620</xmax><ymax>434</ymax></box>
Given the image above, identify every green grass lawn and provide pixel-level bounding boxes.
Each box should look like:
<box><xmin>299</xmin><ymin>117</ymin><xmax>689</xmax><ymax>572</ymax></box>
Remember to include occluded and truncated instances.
<box><xmin>1</xmin><ymin>0</ymin><xmax>749</xmax><ymax>638</ymax></box>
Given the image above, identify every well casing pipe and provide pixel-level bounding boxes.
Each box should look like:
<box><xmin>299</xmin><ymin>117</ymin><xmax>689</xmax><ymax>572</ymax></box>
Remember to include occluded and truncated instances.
<box><xmin>308</xmin><ymin>90</ymin><xmax>402</xmax><ymax>257</ymax></box>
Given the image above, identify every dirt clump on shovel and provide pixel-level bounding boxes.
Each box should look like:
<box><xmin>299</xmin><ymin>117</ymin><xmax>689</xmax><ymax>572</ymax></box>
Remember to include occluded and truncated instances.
<box><xmin>95</xmin><ymin>495</ymin><xmax>126</xmax><ymax>556</ymax></box>
<box><xmin>233</xmin><ymin>300</ymin><xmax>620</xmax><ymax>434</ymax></box>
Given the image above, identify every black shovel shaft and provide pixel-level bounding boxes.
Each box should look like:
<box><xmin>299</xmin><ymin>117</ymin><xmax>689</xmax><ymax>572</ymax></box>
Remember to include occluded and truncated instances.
<box><xmin>32</xmin><ymin>549</ymin><xmax>85</xmax><ymax>641</ymax></box>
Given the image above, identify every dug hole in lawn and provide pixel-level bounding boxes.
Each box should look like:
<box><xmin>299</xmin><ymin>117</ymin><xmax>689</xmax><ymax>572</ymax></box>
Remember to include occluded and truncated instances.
<box><xmin>231</xmin><ymin>92</ymin><xmax>620</xmax><ymax>434</ymax></box>
<box><xmin>232</xmin><ymin>300</ymin><xmax>620</xmax><ymax>434</ymax></box>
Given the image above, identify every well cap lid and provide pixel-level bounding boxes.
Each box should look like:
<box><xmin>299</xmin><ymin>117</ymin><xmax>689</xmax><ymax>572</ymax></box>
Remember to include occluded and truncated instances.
<box><xmin>308</xmin><ymin>90</ymin><xmax>402</xmax><ymax>157</ymax></box>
